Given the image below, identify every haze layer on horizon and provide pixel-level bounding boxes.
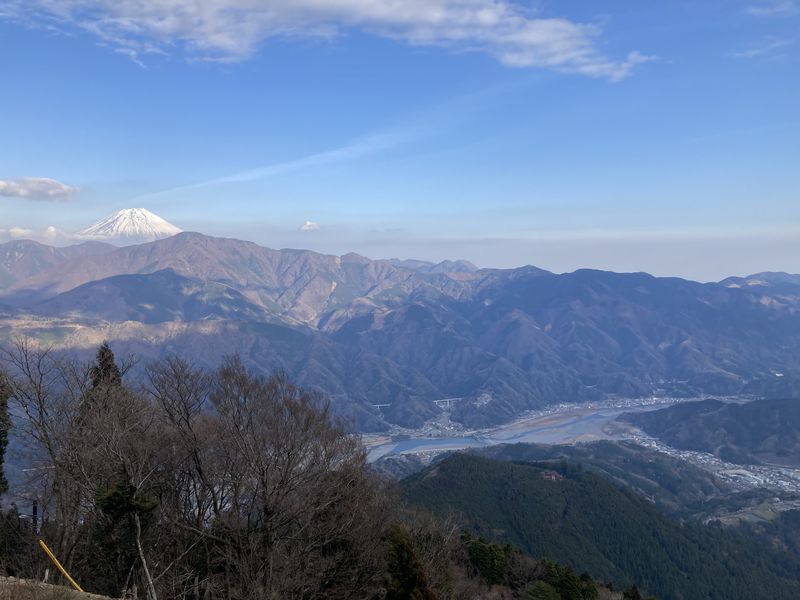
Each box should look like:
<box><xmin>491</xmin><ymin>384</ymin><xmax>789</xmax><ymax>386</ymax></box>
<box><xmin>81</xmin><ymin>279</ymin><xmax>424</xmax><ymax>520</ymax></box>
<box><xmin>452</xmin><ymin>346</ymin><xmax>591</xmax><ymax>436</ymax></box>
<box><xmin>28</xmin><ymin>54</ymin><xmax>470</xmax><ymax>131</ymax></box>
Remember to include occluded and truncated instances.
<box><xmin>0</xmin><ymin>0</ymin><xmax>798</xmax><ymax>281</ymax></box>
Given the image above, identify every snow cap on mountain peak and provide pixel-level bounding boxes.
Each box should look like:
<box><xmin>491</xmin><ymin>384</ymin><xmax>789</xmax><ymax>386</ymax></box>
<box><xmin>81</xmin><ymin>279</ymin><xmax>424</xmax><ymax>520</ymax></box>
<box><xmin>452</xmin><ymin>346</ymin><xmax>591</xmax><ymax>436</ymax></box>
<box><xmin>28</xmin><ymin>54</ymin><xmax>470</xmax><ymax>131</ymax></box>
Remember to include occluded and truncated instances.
<box><xmin>77</xmin><ymin>208</ymin><xmax>182</xmax><ymax>244</ymax></box>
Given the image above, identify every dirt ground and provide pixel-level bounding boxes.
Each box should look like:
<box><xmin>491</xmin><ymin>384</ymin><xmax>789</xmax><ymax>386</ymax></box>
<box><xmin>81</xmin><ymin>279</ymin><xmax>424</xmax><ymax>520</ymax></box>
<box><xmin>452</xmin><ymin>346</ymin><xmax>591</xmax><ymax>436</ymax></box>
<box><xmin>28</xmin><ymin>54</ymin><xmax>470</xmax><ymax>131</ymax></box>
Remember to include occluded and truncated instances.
<box><xmin>0</xmin><ymin>576</ymin><xmax>113</xmax><ymax>600</ymax></box>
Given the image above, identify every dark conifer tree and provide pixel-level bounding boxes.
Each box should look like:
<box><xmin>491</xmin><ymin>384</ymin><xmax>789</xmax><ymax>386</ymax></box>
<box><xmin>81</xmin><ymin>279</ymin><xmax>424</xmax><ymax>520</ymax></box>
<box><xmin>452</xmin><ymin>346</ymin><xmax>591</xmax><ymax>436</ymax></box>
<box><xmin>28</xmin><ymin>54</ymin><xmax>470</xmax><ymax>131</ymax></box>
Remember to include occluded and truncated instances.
<box><xmin>91</xmin><ymin>341</ymin><xmax>122</xmax><ymax>389</ymax></box>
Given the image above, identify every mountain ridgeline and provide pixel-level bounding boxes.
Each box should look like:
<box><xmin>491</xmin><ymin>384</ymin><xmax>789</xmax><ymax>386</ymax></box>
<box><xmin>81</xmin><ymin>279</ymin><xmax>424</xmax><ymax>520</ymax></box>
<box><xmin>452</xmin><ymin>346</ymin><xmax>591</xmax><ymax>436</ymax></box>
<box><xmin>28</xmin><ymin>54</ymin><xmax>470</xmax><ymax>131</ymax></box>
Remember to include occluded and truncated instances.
<box><xmin>1</xmin><ymin>233</ymin><xmax>799</xmax><ymax>431</ymax></box>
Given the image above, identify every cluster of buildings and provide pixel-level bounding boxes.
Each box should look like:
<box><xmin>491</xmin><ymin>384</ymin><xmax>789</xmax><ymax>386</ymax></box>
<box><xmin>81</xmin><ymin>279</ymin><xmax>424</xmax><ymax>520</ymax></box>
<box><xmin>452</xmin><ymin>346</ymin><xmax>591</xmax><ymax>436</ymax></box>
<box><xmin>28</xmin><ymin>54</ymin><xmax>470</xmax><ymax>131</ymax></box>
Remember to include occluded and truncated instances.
<box><xmin>630</xmin><ymin>435</ymin><xmax>800</xmax><ymax>494</ymax></box>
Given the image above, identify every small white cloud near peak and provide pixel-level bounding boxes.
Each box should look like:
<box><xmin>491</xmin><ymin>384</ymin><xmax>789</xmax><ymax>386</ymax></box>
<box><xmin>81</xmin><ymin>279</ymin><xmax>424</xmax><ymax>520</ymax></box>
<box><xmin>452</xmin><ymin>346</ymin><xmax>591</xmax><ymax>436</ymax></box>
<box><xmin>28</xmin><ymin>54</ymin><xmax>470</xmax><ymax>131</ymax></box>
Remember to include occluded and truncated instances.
<box><xmin>44</xmin><ymin>226</ymin><xmax>62</xmax><ymax>240</ymax></box>
<box><xmin>299</xmin><ymin>220</ymin><xmax>321</xmax><ymax>232</ymax></box>
<box><xmin>0</xmin><ymin>177</ymin><xmax>78</xmax><ymax>200</ymax></box>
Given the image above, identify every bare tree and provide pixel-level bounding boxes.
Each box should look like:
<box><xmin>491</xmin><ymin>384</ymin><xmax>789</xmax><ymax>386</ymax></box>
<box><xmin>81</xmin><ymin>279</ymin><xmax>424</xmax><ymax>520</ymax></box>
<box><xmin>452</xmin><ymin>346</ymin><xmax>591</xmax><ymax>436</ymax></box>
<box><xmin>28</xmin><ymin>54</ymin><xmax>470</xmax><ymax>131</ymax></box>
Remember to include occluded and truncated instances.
<box><xmin>3</xmin><ymin>343</ymin><xmax>391</xmax><ymax>599</ymax></box>
<box><xmin>1</xmin><ymin>340</ymin><xmax>158</xmax><ymax>598</ymax></box>
<box><xmin>1</xmin><ymin>339</ymin><xmax>94</xmax><ymax>568</ymax></box>
<box><xmin>147</xmin><ymin>356</ymin><xmax>389</xmax><ymax>599</ymax></box>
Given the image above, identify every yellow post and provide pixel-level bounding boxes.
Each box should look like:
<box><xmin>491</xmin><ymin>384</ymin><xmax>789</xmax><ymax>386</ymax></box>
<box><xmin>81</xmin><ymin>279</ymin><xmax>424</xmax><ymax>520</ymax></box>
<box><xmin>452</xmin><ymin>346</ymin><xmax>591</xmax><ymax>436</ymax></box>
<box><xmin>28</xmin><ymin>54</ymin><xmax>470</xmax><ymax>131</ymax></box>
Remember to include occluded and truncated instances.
<box><xmin>38</xmin><ymin>539</ymin><xmax>84</xmax><ymax>593</ymax></box>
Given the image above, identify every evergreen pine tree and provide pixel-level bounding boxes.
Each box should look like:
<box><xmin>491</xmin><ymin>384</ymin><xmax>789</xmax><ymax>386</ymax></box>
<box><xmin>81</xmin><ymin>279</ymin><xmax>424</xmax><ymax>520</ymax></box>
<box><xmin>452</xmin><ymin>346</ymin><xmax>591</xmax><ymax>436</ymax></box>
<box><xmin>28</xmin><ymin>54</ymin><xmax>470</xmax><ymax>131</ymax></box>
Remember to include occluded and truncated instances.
<box><xmin>91</xmin><ymin>341</ymin><xmax>122</xmax><ymax>389</ymax></box>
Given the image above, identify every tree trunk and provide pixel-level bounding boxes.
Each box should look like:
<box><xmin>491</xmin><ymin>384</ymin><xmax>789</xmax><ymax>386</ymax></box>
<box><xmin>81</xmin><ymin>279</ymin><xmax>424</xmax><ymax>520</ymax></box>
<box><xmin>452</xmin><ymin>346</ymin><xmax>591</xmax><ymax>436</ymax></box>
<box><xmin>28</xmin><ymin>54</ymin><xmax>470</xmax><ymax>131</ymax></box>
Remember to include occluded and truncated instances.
<box><xmin>134</xmin><ymin>513</ymin><xmax>158</xmax><ymax>600</ymax></box>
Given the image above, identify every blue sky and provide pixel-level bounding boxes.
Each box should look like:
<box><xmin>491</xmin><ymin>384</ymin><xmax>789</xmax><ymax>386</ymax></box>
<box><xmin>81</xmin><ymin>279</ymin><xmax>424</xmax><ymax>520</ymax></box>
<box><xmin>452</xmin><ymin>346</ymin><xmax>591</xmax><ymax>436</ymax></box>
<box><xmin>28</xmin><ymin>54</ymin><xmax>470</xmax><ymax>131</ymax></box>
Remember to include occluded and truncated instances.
<box><xmin>0</xmin><ymin>0</ymin><xmax>798</xmax><ymax>280</ymax></box>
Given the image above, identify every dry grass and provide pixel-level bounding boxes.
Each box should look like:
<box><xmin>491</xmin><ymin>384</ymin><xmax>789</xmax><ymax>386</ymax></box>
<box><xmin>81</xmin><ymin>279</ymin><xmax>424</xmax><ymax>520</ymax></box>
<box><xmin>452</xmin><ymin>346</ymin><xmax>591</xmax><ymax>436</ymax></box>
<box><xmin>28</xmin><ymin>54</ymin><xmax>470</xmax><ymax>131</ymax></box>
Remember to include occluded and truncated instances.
<box><xmin>0</xmin><ymin>576</ymin><xmax>113</xmax><ymax>600</ymax></box>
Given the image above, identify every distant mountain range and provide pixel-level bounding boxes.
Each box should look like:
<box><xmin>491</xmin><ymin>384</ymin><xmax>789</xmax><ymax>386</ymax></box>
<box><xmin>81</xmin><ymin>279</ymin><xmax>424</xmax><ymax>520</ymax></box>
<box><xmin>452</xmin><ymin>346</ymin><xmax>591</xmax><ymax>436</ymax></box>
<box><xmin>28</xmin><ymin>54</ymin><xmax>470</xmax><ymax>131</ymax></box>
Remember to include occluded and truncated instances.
<box><xmin>1</xmin><ymin>231</ymin><xmax>799</xmax><ymax>431</ymax></box>
<box><xmin>0</xmin><ymin>238</ymin><xmax>114</xmax><ymax>288</ymax></box>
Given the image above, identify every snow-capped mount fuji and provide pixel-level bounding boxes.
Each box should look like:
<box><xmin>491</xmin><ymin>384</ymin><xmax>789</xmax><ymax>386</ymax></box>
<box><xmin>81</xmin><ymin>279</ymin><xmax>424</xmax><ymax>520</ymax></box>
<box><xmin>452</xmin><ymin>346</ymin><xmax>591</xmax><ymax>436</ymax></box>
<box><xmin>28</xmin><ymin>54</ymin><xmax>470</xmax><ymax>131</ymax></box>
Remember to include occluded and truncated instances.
<box><xmin>77</xmin><ymin>208</ymin><xmax>182</xmax><ymax>245</ymax></box>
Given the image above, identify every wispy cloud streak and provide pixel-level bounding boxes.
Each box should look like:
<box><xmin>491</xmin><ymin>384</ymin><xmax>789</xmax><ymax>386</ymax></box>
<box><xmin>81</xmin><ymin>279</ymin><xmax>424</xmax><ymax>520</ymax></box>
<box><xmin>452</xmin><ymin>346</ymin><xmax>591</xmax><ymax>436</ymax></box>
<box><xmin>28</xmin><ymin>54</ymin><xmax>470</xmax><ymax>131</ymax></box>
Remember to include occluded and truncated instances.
<box><xmin>728</xmin><ymin>37</ymin><xmax>794</xmax><ymax>58</ymax></box>
<box><xmin>745</xmin><ymin>0</ymin><xmax>799</xmax><ymax>16</ymax></box>
<box><xmin>137</xmin><ymin>129</ymin><xmax>413</xmax><ymax>202</ymax></box>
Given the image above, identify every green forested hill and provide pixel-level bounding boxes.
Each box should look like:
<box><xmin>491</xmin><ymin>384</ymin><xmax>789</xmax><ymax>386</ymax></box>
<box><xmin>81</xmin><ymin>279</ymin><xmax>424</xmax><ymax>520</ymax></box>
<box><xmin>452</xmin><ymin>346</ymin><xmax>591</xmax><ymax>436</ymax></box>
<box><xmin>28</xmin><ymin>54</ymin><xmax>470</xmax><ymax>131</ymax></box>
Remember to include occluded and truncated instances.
<box><xmin>476</xmin><ymin>441</ymin><xmax>729</xmax><ymax>517</ymax></box>
<box><xmin>403</xmin><ymin>453</ymin><xmax>800</xmax><ymax>600</ymax></box>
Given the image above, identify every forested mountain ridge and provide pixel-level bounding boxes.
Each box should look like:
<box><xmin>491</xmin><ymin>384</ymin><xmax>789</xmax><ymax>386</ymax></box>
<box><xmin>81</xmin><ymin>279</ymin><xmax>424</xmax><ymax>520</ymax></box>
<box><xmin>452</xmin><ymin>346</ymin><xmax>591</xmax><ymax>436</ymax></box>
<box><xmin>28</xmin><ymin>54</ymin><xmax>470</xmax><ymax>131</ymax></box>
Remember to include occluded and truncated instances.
<box><xmin>32</xmin><ymin>269</ymin><xmax>272</xmax><ymax>324</ymax></box>
<box><xmin>0</xmin><ymin>239</ymin><xmax>114</xmax><ymax>289</ymax></box>
<box><xmin>473</xmin><ymin>441</ymin><xmax>732</xmax><ymax>516</ymax></box>
<box><xmin>403</xmin><ymin>452</ymin><xmax>800</xmax><ymax>600</ymax></box>
<box><xmin>0</xmin><ymin>232</ymin><xmax>481</xmax><ymax>320</ymax></box>
<box><xmin>1</xmin><ymin>234</ymin><xmax>799</xmax><ymax>430</ymax></box>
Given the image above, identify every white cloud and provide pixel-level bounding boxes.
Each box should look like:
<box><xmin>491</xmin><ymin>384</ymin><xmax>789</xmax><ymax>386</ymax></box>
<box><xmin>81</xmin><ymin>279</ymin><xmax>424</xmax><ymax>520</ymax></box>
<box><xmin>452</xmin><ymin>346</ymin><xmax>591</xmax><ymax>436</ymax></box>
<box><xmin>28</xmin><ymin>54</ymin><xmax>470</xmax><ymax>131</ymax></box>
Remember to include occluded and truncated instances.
<box><xmin>0</xmin><ymin>177</ymin><xmax>78</xmax><ymax>200</ymax></box>
<box><xmin>8</xmin><ymin>227</ymin><xmax>34</xmax><ymax>238</ymax></box>
<box><xmin>43</xmin><ymin>225</ymin><xmax>64</xmax><ymax>240</ymax></box>
<box><xmin>745</xmin><ymin>1</ymin><xmax>798</xmax><ymax>16</ymax></box>
<box><xmin>729</xmin><ymin>37</ymin><xmax>794</xmax><ymax>58</ymax></box>
<box><xmin>299</xmin><ymin>220</ymin><xmax>321</xmax><ymax>231</ymax></box>
<box><xmin>5</xmin><ymin>0</ymin><xmax>651</xmax><ymax>81</ymax></box>
<box><xmin>0</xmin><ymin>225</ymin><xmax>74</xmax><ymax>244</ymax></box>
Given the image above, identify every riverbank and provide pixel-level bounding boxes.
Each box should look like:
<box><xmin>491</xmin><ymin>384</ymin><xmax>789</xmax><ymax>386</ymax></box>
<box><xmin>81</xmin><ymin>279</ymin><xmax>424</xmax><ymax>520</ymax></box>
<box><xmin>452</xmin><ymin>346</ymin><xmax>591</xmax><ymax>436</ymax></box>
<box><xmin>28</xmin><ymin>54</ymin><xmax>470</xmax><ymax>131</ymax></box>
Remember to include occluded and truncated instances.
<box><xmin>364</xmin><ymin>395</ymin><xmax>744</xmax><ymax>462</ymax></box>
